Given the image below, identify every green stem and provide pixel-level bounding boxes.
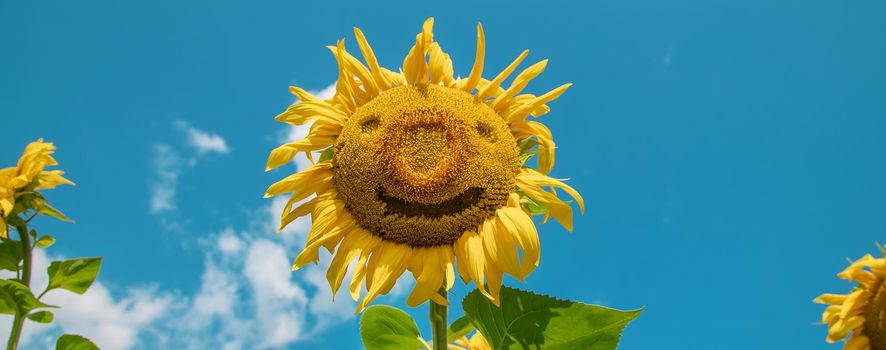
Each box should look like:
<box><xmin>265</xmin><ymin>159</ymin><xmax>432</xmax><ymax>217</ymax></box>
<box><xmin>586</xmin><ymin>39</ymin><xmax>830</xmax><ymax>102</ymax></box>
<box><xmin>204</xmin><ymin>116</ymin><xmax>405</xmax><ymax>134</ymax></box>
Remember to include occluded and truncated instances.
<box><xmin>6</xmin><ymin>223</ymin><xmax>32</xmax><ymax>350</ymax></box>
<box><xmin>429</xmin><ymin>285</ymin><xmax>448</xmax><ymax>350</ymax></box>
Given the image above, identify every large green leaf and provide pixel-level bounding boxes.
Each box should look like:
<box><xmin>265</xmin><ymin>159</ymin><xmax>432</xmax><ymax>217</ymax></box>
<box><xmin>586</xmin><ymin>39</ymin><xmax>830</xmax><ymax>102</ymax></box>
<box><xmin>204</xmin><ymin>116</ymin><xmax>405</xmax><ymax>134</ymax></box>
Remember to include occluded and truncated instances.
<box><xmin>46</xmin><ymin>258</ymin><xmax>102</xmax><ymax>294</ymax></box>
<box><xmin>0</xmin><ymin>280</ymin><xmax>56</xmax><ymax>315</ymax></box>
<box><xmin>0</xmin><ymin>239</ymin><xmax>23</xmax><ymax>271</ymax></box>
<box><xmin>447</xmin><ymin>315</ymin><xmax>475</xmax><ymax>342</ymax></box>
<box><xmin>462</xmin><ymin>287</ymin><xmax>642</xmax><ymax>350</ymax></box>
<box><xmin>360</xmin><ymin>305</ymin><xmax>427</xmax><ymax>350</ymax></box>
<box><xmin>56</xmin><ymin>334</ymin><xmax>100</xmax><ymax>350</ymax></box>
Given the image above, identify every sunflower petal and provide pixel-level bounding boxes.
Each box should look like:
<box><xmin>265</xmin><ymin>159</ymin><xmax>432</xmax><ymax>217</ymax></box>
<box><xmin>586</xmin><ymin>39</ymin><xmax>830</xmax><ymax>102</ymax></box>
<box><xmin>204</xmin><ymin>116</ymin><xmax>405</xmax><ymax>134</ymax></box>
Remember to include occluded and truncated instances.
<box><xmin>460</xmin><ymin>23</ymin><xmax>486</xmax><ymax>93</ymax></box>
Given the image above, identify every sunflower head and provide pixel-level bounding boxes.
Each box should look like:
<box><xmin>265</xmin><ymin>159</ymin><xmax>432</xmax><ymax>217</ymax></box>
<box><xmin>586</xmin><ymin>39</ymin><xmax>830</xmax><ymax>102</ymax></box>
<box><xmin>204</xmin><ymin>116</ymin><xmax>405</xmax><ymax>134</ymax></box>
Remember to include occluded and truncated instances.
<box><xmin>266</xmin><ymin>18</ymin><xmax>584</xmax><ymax>311</ymax></box>
<box><xmin>1</xmin><ymin>139</ymin><xmax>74</xmax><ymax>238</ymax></box>
<box><xmin>816</xmin><ymin>250</ymin><xmax>886</xmax><ymax>350</ymax></box>
<box><xmin>334</xmin><ymin>84</ymin><xmax>521</xmax><ymax>247</ymax></box>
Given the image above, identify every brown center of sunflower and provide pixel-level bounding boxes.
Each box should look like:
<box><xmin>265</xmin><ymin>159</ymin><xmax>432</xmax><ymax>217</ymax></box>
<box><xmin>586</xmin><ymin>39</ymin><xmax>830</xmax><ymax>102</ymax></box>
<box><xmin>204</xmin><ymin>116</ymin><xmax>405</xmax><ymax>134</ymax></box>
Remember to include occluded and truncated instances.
<box><xmin>866</xmin><ymin>281</ymin><xmax>886</xmax><ymax>350</ymax></box>
<box><xmin>332</xmin><ymin>85</ymin><xmax>520</xmax><ymax>247</ymax></box>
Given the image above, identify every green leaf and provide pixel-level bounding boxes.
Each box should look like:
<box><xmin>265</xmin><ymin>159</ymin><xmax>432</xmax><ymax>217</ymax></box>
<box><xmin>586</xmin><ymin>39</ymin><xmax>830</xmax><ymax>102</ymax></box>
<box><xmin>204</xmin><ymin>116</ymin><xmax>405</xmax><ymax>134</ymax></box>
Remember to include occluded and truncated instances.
<box><xmin>517</xmin><ymin>138</ymin><xmax>539</xmax><ymax>164</ymax></box>
<box><xmin>46</xmin><ymin>258</ymin><xmax>102</xmax><ymax>294</ymax></box>
<box><xmin>318</xmin><ymin>147</ymin><xmax>336</xmax><ymax>163</ymax></box>
<box><xmin>360</xmin><ymin>305</ymin><xmax>426</xmax><ymax>350</ymax></box>
<box><xmin>462</xmin><ymin>286</ymin><xmax>643</xmax><ymax>350</ymax></box>
<box><xmin>27</xmin><ymin>310</ymin><xmax>54</xmax><ymax>323</ymax></box>
<box><xmin>0</xmin><ymin>240</ymin><xmax>23</xmax><ymax>271</ymax></box>
<box><xmin>447</xmin><ymin>315</ymin><xmax>475</xmax><ymax>343</ymax></box>
<box><xmin>37</xmin><ymin>203</ymin><xmax>73</xmax><ymax>223</ymax></box>
<box><xmin>56</xmin><ymin>334</ymin><xmax>100</xmax><ymax>350</ymax></box>
<box><xmin>36</xmin><ymin>235</ymin><xmax>56</xmax><ymax>248</ymax></box>
<box><xmin>0</xmin><ymin>280</ymin><xmax>56</xmax><ymax>315</ymax></box>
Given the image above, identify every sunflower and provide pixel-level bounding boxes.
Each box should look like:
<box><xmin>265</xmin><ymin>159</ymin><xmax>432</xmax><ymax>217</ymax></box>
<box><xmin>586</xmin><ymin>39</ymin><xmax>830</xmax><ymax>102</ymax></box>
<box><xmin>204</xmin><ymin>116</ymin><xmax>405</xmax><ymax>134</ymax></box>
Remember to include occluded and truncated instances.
<box><xmin>265</xmin><ymin>18</ymin><xmax>583</xmax><ymax>312</ymax></box>
<box><xmin>815</xmin><ymin>251</ymin><xmax>886</xmax><ymax>350</ymax></box>
<box><xmin>1</xmin><ymin>139</ymin><xmax>73</xmax><ymax>238</ymax></box>
<box><xmin>449</xmin><ymin>332</ymin><xmax>491</xmax><ymax>350</ymax></box>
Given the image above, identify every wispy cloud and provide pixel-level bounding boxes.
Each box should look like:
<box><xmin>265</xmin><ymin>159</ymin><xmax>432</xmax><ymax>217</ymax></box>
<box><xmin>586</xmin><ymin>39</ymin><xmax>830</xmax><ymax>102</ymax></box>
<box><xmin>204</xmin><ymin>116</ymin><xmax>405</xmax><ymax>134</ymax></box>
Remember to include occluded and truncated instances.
<box><xmin>175</xmin><ymin>121</ymin><xmax>230</xmax><ymax>155</ymax></box>
<box><xmin>149</xmin><ymin>143</ymin><xmax>181</xmax><ymax>214</ymax></box>
<box><xmin>149</xmin><ymin>122</ymin><xmax>229</xmax><ymax>217</ymax></box>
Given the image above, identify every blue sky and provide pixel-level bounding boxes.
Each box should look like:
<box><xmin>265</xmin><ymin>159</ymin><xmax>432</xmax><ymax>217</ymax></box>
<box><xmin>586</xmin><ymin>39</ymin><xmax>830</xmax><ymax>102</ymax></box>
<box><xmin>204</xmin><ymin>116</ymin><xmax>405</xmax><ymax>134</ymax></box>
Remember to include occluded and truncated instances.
<box><xmin>2</xmin><ymin>0</ymin><xmax>885</xmax><ymax>349</ymax></box>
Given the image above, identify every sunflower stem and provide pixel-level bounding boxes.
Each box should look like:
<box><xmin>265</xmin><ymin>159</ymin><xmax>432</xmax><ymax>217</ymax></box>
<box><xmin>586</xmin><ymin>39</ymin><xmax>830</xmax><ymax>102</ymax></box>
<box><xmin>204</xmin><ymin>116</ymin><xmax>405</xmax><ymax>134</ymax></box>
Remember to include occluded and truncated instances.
<box><xmin>6</xmin><ymin>223</ymin><xmax>32</xmax><ymax>350</ymax></box>
<box><xmin>429</xmin><ymin>284</ymin><xmax>448</xmax><ymax>350</ymax></box>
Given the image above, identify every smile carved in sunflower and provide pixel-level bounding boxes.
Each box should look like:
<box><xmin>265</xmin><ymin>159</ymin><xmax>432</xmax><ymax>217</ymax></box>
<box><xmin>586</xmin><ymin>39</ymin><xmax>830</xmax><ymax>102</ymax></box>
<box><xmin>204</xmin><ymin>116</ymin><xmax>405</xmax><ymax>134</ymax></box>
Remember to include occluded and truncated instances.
<box><xmin>265</xmin><ymin>17</ymin><xmax>584</xmax><ymax>311</ymax></box>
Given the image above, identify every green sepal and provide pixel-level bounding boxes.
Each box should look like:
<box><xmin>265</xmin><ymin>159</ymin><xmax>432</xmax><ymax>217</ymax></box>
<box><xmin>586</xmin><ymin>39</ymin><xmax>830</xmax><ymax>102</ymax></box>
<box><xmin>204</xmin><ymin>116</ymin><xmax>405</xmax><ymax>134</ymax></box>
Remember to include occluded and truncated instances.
<box><xmin>318</xmin><ymin>147</ymin><xmax>336</xmax><ymax>163</ymax></box>
<box><xmin>56</xmin><ymin>334</ymin><xmax>100</xmax><ymax>350</ymax></box>
<box><xmin>36</xmin><ymin>235</ymin><xmax>56</xmax><ymax>249</ymax></box>
<box><xmin>27</xmin><ymin>310</ymin><xmax>55</xmax><ymax>323</ymax></box>
<box><xmin>46</xmin><ymin>257</ymin><xmax>102</xmax><ymax>294</ymax></box>
<box><xmin>517</xmin><ymin>189</ymin><xmax>548</xmax><ymax>215</ymax></box>
<box><xmin>517</xmin><ymin>138</ymin><xmax>539</xmax><ymax>165</ymax></box>
<box><xmin>12</xmin><ymin>191</ymin><xmax>43</xmax><ymax>214</ymax></box>
<box><xmin>0</xmin><ymin>280</ymin><xmax>57</xmax><ymax>316</ymax></box>
<box><xmin>37</xmin><ymin>203</ymin><xmax>73</xmax><ymax>223</ymax></box>
<box><xmin>462</xmin><ymin>286</ymin><xmax>643</xmax><ymax>350</ymax></box>
<box><xmin>360</xmin><ymin>305</ymin><xmax>426</xmax><ymax>350</ymax></box>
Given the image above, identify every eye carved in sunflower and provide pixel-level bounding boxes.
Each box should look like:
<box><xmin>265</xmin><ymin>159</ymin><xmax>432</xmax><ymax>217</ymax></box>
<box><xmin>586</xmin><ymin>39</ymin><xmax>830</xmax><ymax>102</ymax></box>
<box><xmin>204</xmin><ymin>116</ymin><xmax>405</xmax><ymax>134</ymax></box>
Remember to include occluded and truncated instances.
<box><xmin>265</xmin><ymin>17</ymin><xmax>584</xmax><ymax>311</ymax></box>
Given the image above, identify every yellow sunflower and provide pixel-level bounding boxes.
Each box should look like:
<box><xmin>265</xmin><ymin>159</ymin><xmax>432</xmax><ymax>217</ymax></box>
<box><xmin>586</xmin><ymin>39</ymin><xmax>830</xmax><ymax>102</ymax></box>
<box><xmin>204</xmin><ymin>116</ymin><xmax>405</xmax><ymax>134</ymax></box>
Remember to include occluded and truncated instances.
<box><xmin>815</xmin><ymin>251</ymin><xmax>886</xmax><ymax>350</ymax></box>
<box><xmin>1</xmin><ymin>139</ymin><xmax>73</xmax><ymax>238</ymax></box>
<box><xmin>265</xmin><ymin>18</ymin><xmax>583</xmax><ymax>312</ymax></box>
<box><xmin>449</xmin><ymin>332</ymin><xmax>491</xmax><ymax>350</ymax></box>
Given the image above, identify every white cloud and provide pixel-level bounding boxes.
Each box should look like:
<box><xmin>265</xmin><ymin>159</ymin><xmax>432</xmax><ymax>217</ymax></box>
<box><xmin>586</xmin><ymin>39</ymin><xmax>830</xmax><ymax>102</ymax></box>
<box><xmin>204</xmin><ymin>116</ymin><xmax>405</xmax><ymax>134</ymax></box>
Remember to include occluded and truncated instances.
<box><xmin>175</xmin><ymin>121</ymin><xmax>230</xmax><ymax>155</ymax></box>
<box><xmin>149</xmin><ymin>122</ymin><xmax>229</xmax><ymax>223</ymax></box>
<box><xmin>149</xmin><ymin>143</ymin><xmax>181</xmax><ymax>214</ymax></box>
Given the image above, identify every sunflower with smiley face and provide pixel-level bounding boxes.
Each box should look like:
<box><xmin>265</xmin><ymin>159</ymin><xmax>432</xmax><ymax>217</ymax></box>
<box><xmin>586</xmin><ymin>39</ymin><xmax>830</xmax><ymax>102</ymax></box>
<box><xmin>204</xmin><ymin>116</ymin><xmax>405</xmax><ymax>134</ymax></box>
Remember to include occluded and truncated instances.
<box><xmin>265</xmin><ymin>18</ymin><xmax>583</xmax><ymax>312</ymax></box>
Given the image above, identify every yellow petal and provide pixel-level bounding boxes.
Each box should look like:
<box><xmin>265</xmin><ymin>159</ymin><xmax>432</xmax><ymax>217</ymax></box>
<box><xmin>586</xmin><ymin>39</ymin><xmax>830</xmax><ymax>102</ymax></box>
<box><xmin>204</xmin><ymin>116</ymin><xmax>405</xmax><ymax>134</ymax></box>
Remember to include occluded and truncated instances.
<box><xmin>484</xmin><ymin>250</ymin><xmax>503</xmax><ymax>305</ymax></box>
<box><xmin>353</xmin><ymin>27</ymin><xmax>392</xmax><ymax>90</ymax></box>
<box><xmin>402</xmin><ymin>17</ymin><xmax>435</xmax><ymax>85</ymax></box>
<box><xmin>492</xmin><ymin>59</ymin><xmax>548</xmax><ymax>112</ymax></box>
<box><xmin>350</xmin><ymin>250</ymin><xmax>371</xmax><ymax>301</ymax></box>
<box><xmin>479</xmin><ymin>217</ymin><xmax>521</xmax><ymax>279</ymax></box>
<box><xmin>460</xmin><ymin>23</ymin><xmax>486</xmax><ymax>93</ymax></box>
<box><xmin>428</xmin><ymin>43</ymin><xmax>455</xmax><ymax>86</ymax></box>
<box><xmin>327</xmin><ymin>229</ymin><xmax>379</xmax><ymax>298</ymax></box>
<box><xmin>264</xmin><ymin>162</ymin><xmax>332</xmax><ymax>198</ymax></box>
<box><xmin>497</xmin><ymin>206</ymin><xmax>540</xmax><ymax>277</ymax></box>
<box><xmin>505</xmin><ymin>83</ymin><xmax>572</xmax><ymax>122</ymax></box>
<box><xmin>358</xmin><ymin>243</ymin><xmax>412</xmax><ymax>312</ymax></box>
<box><xmin>814</xmin><ymin>293</ymin><xmax>848</xmax><ymax>305</ymax></box>
<box><xmin>36</xmin><ymin>170</ymin><xmax>74</xmax><ymax>189</ymax></box>
<box><xmin>511</xmin><ymin>120</ymin><xmax>556</xmax><ymax>174</ymax></box>
<box><xmin>476</xmin><ymin>50</ymin><xmax>529</xmax><ymax>101</ymax></box>
<box><xmin>455</xmin><ymin>231</ymin><xmax>492</xmax><ymax>300</ymax></box>
<box><xmin>407</xmin><ymin>247</ymin><xmax>447</xmax><ymax>307</ymax></box>
<box><xmin>266</xmin><ymin>137</ymin><xmax>336</xmax><ymax>171</ymax></box>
